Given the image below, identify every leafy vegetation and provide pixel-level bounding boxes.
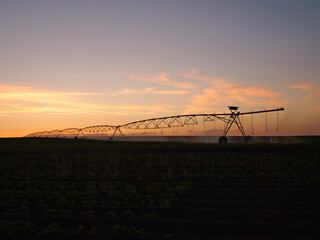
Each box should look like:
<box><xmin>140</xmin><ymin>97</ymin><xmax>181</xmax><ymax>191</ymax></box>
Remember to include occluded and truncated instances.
<box><xmin>0</xmin><ymin>138</ymin><xmax>319</xmax><ymax>239</ymax></box>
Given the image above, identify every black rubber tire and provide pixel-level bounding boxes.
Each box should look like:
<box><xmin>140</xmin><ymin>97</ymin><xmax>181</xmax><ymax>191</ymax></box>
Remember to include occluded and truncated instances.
<box><xmin>219</xmin><ymin>136</ymin><xmax>228</xmax><ymax>144</ymax></box>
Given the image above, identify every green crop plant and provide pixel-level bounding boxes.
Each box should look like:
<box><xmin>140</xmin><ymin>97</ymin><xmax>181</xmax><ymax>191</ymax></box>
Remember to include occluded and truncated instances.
<box><xmin>44</xmin><ymin>209</ymin><xmax>58</xmax><ymax>218</ymax></box>
<box><xmin>105</xmin><ymin>210</ymin><xmax>116</xmax><ymax>220</ymax></box>
<box><xmin>89</xmin><ymin>225</ymin><xmax>97</xmax><ymax>235</ymax></box>
<box><xmin>140</xmin><ymin>211</ymin><xmax>157</xmax><ymax>221</ymax></box>
<box><xmin>34</xmin><ymin>222</ymin><xmax>61</xmax><ymax>239</ymax></box>
<box><xmin>80</xmin><ymin>209</ymin><xmax>95</xmax><ymax>220</ymax></box>
<box><xmin>110</xmin><ymin>224</ymin><xmax>146</xmax><ymax>240</ymax></box>
<box><xmin>58</xmin><ymin>208</ymin><xmax>72</xmax><ymax>218</ymax></box>
<box><xmin>119</xmin><ymin>209</ymin><xmax>137</xmax><ymax>221</ymax></box>
<box><xmin>19</xmin><ymin>206</ymin><xmax>31</xmax><ymax>217</ymax></box>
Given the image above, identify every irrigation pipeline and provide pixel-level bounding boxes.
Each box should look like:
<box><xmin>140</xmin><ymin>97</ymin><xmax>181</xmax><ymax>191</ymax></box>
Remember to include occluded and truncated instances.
<box><xmin>25</xmin><ymin>106</ymin><xmax>284</xmax><ymax>143</ymax></box>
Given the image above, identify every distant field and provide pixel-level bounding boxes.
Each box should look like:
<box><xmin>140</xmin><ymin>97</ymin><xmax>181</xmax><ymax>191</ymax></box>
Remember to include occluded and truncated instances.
<box><xmin>97</xmin><ymin>135</ymin><xmax>320</xmax><ymax>144</ymax></box>
<box><xmin>4</xmin><ymin>135</ymin><xmax>320</xmax><ymax>146</ymax></box>
<box><xmin>0</xmin><ymin>138</ymin><xmax>319</xmax><ymax>239</ymax></box>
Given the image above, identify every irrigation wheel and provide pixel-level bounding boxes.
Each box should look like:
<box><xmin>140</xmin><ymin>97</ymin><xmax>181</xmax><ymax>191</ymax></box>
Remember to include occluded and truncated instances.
<box><xmin>219</xmin><ymin>136</ymin><xmax>228</xmax><ymax>144</ymax></box>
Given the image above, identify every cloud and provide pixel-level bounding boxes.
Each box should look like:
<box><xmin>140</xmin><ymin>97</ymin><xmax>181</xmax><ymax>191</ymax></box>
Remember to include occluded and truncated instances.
<box><xmin>0</xmin><ymin>84</ymin><xmax>181</xmax><ymax>116</ymax></box>
<box><xmin>0</xmin><ymin>84</ymin><xmax>100</xmax><ymax>98</ymax></box>
<box><xmin>122</xmin><ymin>72</ymin><xmax>198</xmax><ymax>89</ymax></box>
<box><xmin>287</xmin><ymin>83</ymin><xmax>314</xmax><ymax>91</ymax></box>
<box><xmin>0</xmin><ymin>84</ymin><xmax>102</xmax><ymax>114</ymax></box>
<box><xmin>177</xmin><ymin>71</ymin><xmax>284</xmax><ymax>113</ymax></box>
<box><xmin>287</xmin><ymin>82</ymin><xmax>320</xmax><ymax>112</ymax></box>
<box><xmin>107</xmin><ymin>87</ymin><xmax>188</xmax><ymax>96</ymax></box>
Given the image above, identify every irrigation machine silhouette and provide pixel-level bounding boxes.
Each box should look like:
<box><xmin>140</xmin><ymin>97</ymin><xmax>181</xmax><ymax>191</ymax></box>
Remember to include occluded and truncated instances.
<box><xmin>215</xmin><ymin>106</ymin><xmax>284</xmax><ymax>143</ymax></box>
<box><xmin>26</xmin><ymin>106</ymin><xmax>284</xmax><ymax>144</ymax></box>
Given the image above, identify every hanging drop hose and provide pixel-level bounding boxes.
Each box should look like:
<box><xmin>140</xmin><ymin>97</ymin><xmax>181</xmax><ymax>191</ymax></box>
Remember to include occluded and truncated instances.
<box><xmin>251</xmin><ymin>112</ymin><xmax>254</xmax><ymax>135</ymax></box>
<box><xmin>277</xmin><ymin>111</ymin><xmax>279</xmax><ymax>132</ymax></box>
<box><xmin>265</xmin><ymin>112</ymin><xmax>268</xmax><ymax>133</ymax></box>
<box><xmin>242</xmin><ymin>115</ymin><xmax>244</xmax><ymax>129</ymax></box>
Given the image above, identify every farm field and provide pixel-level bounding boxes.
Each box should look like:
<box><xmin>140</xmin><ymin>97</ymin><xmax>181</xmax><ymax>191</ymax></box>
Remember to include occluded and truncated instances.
<box><xmin>0</xmin><ymin>138</ymin><xmax>319</xmax><ymax>239</ymax></box>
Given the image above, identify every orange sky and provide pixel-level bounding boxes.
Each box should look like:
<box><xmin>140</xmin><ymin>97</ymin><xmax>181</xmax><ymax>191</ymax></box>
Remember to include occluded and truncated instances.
<box><xmin>1</xmin><ymin>71</ymin><xmax>320</xmax><ymax>137</ymax></box>
<box><xmin>1</xmin><ymin>1</ymin><xmax>320</xmax><ymax>137</ymax></box>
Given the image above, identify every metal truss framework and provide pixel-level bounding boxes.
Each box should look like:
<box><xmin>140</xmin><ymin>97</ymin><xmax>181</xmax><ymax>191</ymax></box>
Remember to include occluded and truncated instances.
<box><xmin>25</xmin><ymin>106</ymin><xmax>284</xmax><ymax>142</ymax></box>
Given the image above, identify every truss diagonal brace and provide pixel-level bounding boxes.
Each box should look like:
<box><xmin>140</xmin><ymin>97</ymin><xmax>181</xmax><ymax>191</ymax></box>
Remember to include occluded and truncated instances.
<box><xmin>109</xmin><ymin>126</ymin><xmax>123</xmax><ymax>140</ymax></box>
<box><xmin>223</xmin><ymin>113</ymin><xmax>246</xmax><ymax>137</ymax></box>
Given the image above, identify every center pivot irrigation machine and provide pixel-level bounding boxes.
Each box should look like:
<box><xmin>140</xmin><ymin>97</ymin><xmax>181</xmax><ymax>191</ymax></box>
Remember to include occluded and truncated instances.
<box><xmin>26</xmin><ymin>106</ymin><xmax>284</xmax><ymax>143</ymax></box>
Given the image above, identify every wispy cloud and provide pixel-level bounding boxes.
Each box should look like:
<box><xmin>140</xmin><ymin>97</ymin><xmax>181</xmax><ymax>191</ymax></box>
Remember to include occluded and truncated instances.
<box><xmin>287</xmin><ymin>82</ymin><xmax>315</xmax><ymax>91</ymax></box>
<box><xmin>122</xmin><ymin>72</ymin><xmax>198</xmax><ymax>89</ymax></box>
<box><xmin>0</xmin><ymin>84</ymin><xmax>102</xmax><ymax>114</ymax></box>
<box><xmin>0</xmin><ymin>84</ymin><xmax>180</xmax><ymax>116</ymax></box>
<box><xmin>107</xmin><ymin>87</ymin><xmax>188</xmax><ymax>96</ymax></box>
<box><xmin>177</xmin><ymin>71</ymin><xmax>284</xmax><ymax>113</ymax></box>
<box><xmin>287</xmin><ymin>82</ymin><xmax>320</xmax><ymax>112</ymax></box>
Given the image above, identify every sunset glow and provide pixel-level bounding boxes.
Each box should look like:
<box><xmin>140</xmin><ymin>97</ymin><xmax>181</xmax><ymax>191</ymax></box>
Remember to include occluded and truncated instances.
<box><xmin>1</xmin><ymin>0</ymin><xmax>319</xmax><ymax>137</ymax></box>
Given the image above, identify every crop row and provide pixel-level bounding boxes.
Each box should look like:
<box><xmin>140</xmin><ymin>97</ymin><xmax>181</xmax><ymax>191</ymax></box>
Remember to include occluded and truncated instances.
<box><xmin>0</xmin><ymin>139</ymin><xmax>319</xmax><ymax>239</ymax></box>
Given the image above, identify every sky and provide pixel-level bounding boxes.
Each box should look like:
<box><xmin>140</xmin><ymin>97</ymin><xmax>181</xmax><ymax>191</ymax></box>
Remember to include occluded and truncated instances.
<box><xmin>1</xmin><ymin>0</ymin><xmax>320</xmax><ymax>137</ymax></box>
